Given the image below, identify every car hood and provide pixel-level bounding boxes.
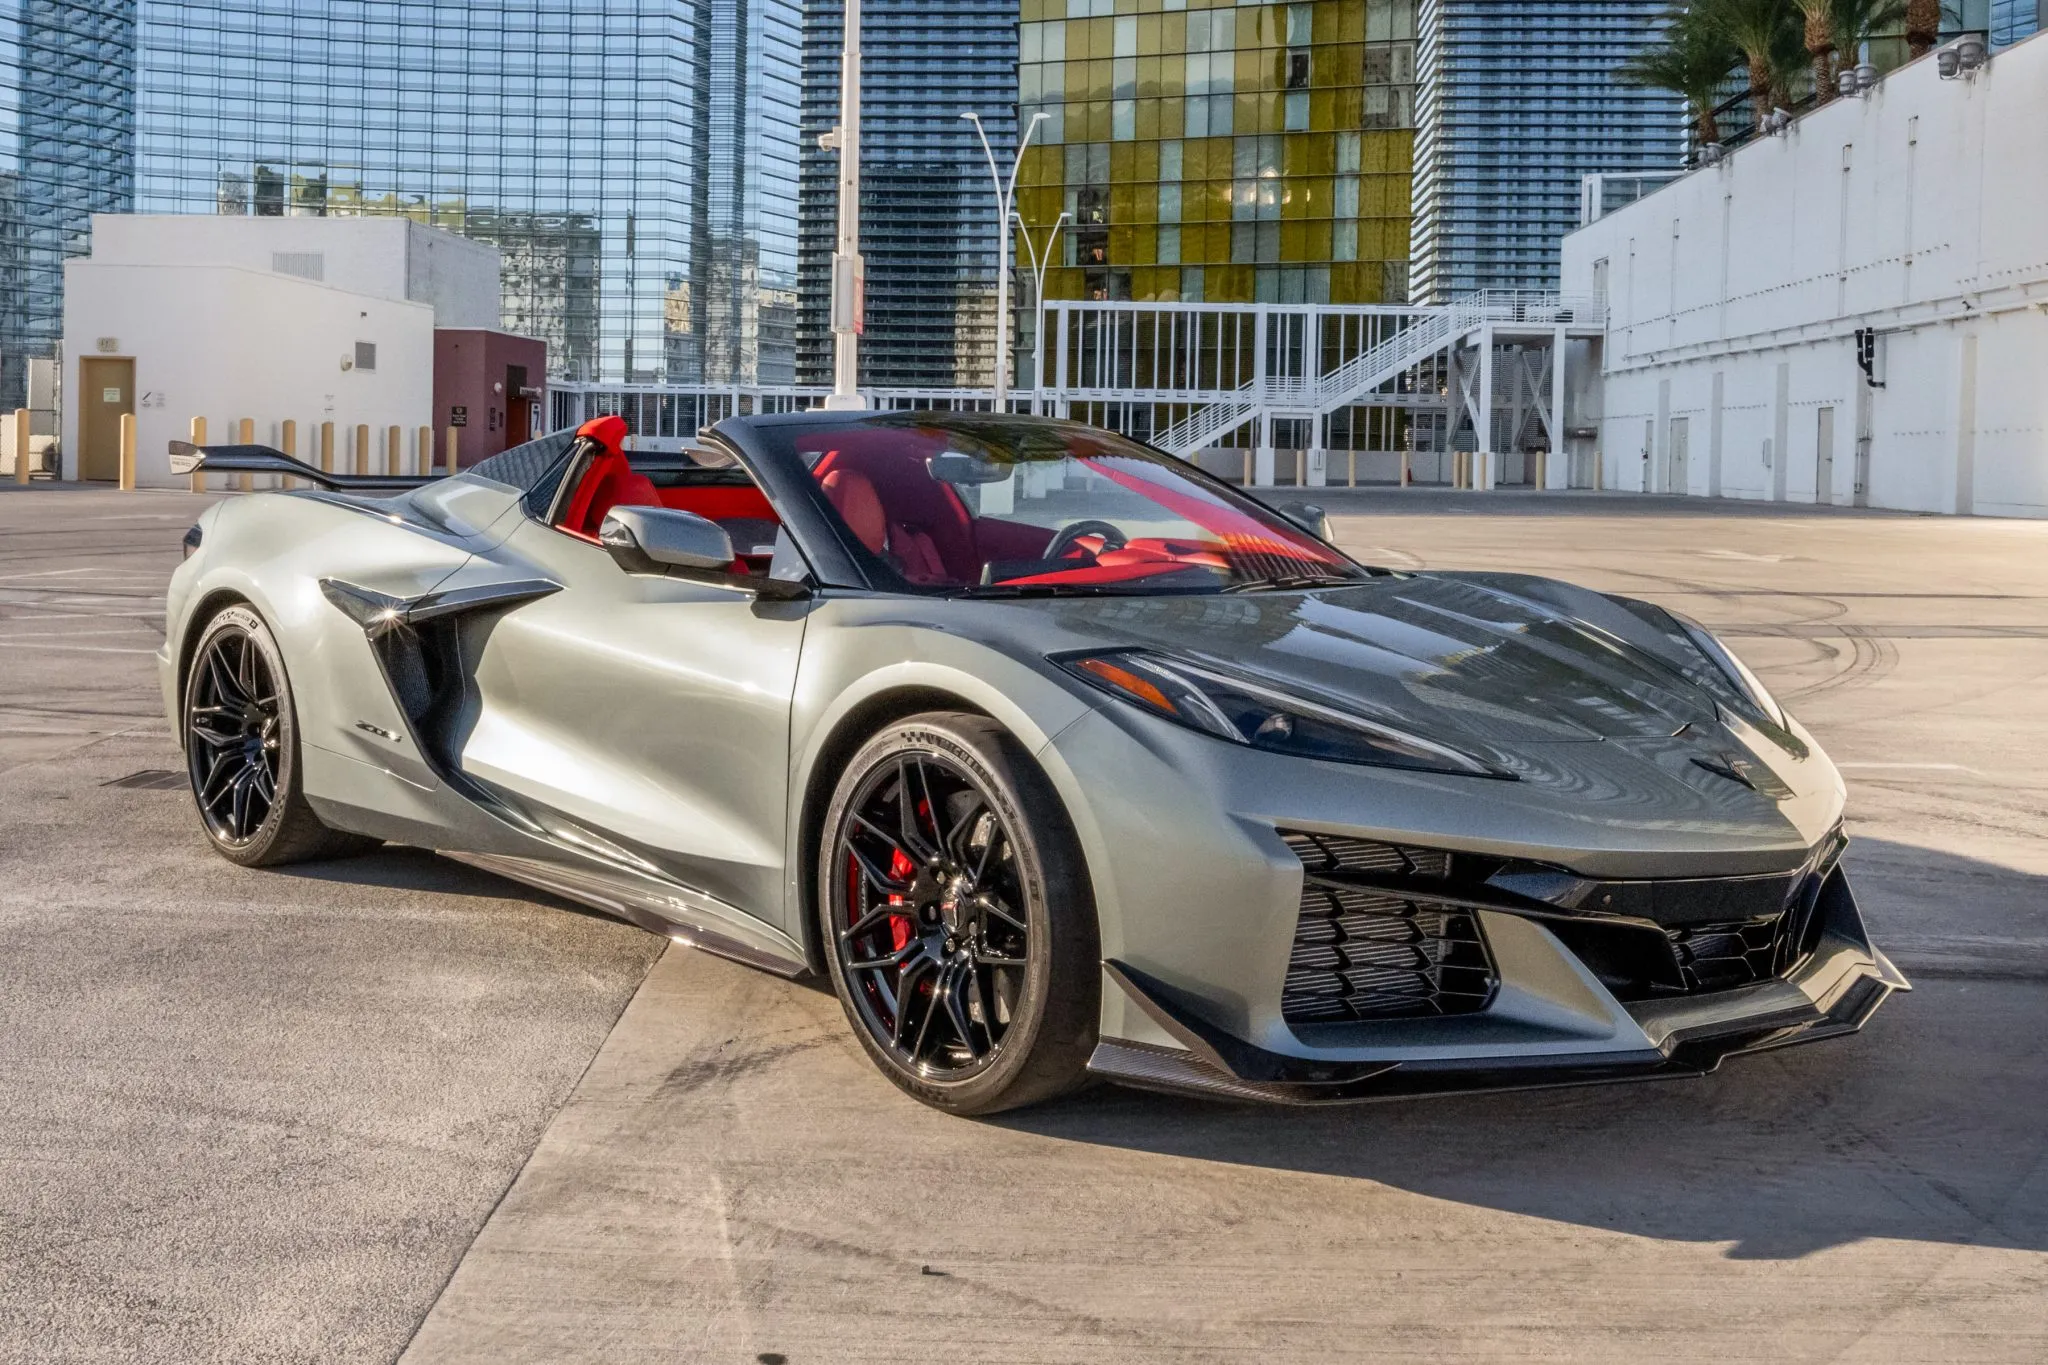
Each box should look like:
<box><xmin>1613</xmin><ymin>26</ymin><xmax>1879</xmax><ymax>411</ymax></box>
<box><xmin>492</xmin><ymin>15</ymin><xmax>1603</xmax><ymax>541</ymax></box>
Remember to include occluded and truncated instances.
<box><xmin>1025</xmin><ymin>571</ymin><xmax>1728</xmax><ymax>748</ymax></box>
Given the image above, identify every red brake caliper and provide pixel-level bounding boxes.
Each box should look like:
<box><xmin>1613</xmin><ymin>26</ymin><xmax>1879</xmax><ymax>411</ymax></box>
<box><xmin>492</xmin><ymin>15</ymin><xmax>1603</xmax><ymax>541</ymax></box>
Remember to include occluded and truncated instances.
<box><xmin>887</xmin><ymin>847</ymin><xmax>916</xmax><ymax>951</ymax></box>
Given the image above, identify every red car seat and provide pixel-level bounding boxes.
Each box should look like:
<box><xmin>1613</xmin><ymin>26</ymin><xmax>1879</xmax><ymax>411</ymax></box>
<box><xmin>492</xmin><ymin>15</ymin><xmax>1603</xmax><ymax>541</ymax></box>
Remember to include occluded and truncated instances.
<box><xmin>812</xmin><ymin>442</ymin><xmax>973</xmax><ymax>584</ymax></box>
<box><xmin>559</xmin><ymin>415</ymin><xmax>658</xmax><ymax>538</ymax></box>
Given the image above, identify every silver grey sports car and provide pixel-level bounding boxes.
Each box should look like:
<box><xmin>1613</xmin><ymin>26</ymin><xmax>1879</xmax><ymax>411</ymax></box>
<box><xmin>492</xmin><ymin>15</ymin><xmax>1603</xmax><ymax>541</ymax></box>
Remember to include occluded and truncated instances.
<box><xmin>162</xmin><ymin>411</ymin><xmax>1906</xmax><ymax>1113</ymax></box>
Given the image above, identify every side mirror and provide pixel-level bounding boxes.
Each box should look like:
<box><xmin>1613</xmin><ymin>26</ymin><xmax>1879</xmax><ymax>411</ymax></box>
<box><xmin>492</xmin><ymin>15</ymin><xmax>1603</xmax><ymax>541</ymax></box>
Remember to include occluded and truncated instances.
<box><xmin>599</xmin><ymin>505</ymin><xmax>734</xmax><ymax>574</ymax></box>
<box><xmin>1264</xmin><ymin>499</ymin><xmax>1332</xmax><ymax>543</ymax></box>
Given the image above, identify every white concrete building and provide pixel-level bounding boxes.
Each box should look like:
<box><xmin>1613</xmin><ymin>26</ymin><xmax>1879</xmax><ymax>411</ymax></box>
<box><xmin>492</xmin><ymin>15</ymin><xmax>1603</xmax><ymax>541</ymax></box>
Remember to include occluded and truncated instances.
<box><xmin>1562</xmin><ymin>33</ymin><xmax>2048</xmax><ymax>515</ymax></box>
<box><xmin>60</xmin><ymin>217</ymin><xmax>499</xmax><ymax>487</ymax></box>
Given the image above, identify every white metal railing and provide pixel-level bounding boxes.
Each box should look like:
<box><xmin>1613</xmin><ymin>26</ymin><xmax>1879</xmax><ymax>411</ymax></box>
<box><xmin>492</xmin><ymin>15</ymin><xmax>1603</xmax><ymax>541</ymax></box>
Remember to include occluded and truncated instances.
<box><xmin>1146</xmin><ymin>291</ymin><xmax>1605</xmax><ymax>456</ymax></box>
<box><xmin>549</xmin><ymin>291</ymin><xmax>1609</xmax><ymax>460</ymax></box>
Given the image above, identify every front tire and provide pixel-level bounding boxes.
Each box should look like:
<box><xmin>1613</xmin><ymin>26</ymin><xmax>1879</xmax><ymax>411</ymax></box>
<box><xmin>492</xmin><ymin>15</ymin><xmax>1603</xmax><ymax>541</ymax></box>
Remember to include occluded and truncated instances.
<box><xmin>183</xmin><ymin>604</ymin><xmax>377</xmax><ymax>867</ymax></box>
<box><xmin>818</xmin><ymin>712</ymin><xmax>1099</xmax><ymax>1115</ymax></box>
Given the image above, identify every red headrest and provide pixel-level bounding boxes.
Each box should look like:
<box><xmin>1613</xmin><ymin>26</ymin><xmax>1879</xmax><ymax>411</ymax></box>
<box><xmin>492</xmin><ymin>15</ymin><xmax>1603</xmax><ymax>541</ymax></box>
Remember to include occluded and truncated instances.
<box><xmin>821</xmin><ymin>468</ymin><xmax>886</xmax><ymax>553</ymax></box>
<box><xmin>577</xmin><ymin>414</ymin><xmax>629</xmax><ymax>455</ymax></box>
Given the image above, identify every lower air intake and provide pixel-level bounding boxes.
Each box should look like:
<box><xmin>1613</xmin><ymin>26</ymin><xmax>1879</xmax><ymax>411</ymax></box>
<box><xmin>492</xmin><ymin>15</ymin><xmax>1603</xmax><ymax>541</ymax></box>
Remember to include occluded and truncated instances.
<box><xmin>1280</xmin><ymin>846</ymin><xmax>1497</xmax><ymax>1025</ymax></box>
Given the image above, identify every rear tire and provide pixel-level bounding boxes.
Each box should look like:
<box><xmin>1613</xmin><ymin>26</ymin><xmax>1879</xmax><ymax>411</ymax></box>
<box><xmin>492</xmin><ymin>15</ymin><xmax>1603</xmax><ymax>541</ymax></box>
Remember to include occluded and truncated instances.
<box><xmin>183</xmin><ymin>604</ymin><xmax>379</xmax><ymax>868</ymax></box>
<box><xmin>818</xmin><ymin>712</ymin><xmax>1100</xmax><ymax>1116</ymax></box>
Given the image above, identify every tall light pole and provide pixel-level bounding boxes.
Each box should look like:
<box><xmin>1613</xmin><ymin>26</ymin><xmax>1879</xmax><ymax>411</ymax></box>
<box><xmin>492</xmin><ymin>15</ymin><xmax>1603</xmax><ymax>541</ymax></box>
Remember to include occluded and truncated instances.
<box><xmin>1015</xmin><ymin>209</ymin><xmax>1068</xmax><ymax>416</ymax></box>
<box><xmin>961</xmin><ymin>109</ymin><xmax>1046</xmax><ymax>411</ymax></box>
<box><xmin>822</xmin><ymin>0</ymin><xmax>865</xmax><ymax>409</ymax></box>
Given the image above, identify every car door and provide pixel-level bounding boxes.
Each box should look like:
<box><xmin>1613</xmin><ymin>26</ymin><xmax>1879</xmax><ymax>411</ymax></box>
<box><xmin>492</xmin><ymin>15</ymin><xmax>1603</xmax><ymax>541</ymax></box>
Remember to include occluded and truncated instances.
<box><xmin>454</xmin><ymin>510</ymin><xmax>812</xmax><ymax>932</ymax></box>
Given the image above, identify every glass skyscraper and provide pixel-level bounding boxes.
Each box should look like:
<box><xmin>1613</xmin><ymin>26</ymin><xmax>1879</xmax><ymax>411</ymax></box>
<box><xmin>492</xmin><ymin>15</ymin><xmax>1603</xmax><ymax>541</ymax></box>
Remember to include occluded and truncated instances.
<box><xmin>0</xmin><ymin>0</ymin><xmax>136</xmax><ymax>410</ymax></box>
<box><xmin>1409</xmin><ymin>0</ymin><xmax>1684</xmax><ymax>302</ymax></box>
<box><xmin>798</xmin><ymin>0</ymin><xmax>1019</xmax><ymax>389</ymax></box>
<box><xmin>1018</xmin><ymin>0</ymin><xmax>1419</xmax><ymax>309</ymax></box>
<box><xmin>0</xmin><ymin>0</ymin><xmax>798</xmax><ymax>404</ymax></box>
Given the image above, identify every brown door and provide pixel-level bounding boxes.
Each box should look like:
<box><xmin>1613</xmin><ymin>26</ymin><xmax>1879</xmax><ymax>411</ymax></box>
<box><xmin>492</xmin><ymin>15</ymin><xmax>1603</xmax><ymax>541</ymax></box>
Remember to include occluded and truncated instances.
<box><xmin>505</xmin><ymin>365</ymin><xmax>531</xmax><ymax>446</ymax></box>
<box><xmin>79</xmin><ymin>358</ymin><xmax>135</xmax><ymax>482</ymax></box>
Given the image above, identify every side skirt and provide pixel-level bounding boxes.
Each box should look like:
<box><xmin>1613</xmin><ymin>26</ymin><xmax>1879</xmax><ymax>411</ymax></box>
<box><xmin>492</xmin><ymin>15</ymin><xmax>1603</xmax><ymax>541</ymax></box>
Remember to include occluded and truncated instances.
<box><xmin>442</xmin><ymin>849</ymin><xmax>811</xmax><ymax>979</ymax></box>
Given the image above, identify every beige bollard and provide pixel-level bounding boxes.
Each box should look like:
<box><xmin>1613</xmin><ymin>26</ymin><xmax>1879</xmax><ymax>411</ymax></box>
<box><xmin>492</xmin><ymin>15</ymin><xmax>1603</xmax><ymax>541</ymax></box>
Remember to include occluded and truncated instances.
<box><xmin>444</xmin><ymin>426</ymin><xmax>458</xmax><ymax>476</ymax></box>
<box><xmin>236</xmin><ymin>418</ymin><xmax>254</xmax><ymax>492</ymax></box>
<box><xmin>386</xmin><ymin>425</ymin><xmax>401</xmax><ymax>477</ymax></box>
<box><xmin>280</xmin><ymin>419</ymin><xmax>297</xmax><ymax>490</ymax></box>
<box><xmin>13</xmin><ymin>408</ymin><xmax>30</xmax><ymax>485</ymax></box>
<box><xmin>1400</xmin><ymin>449</ymin><xmax>1411</xmax><ymax>488</ymax></box>
<box><xmin>319</xmin><ymin>421</ymin><xmax>335</xmax><ymax>474</ymax></box>
<box><xmin>1240</xmin><ymin>449</ymin><xmax>1251</xmax><ymax>487</ymax></box>
<box><xmin>354</xmin><ymin>424</ymin><xmax>370</xmax><ymax>477</ymax></box>
<box><xmin>1347</xmin><ymin>449</ymin><xmax>1357</xmax><ymax>489</ymax></box>
<box><xmin>190</xmin><ymin>417</ymin><xmax>207</xmax><ymax>493</ymax></box>
<box><xmin>416</xmin><ymin>426</ymin><xmax>432</xmax><ymax>477</ymax></box>
<box><xmin>1294</xmin><ymin>450</ymin><xmax>1305</xmax><ymax>487</ymax></box>
<box><xmin>118</xmin><ymin>412</ymin><xmax>136</xmax><ymax>490</ymax></box>
<box><xmin>1533</xmin><ymin>450</ymin><xmax>1547</xmax><ymax>491</ymax></box>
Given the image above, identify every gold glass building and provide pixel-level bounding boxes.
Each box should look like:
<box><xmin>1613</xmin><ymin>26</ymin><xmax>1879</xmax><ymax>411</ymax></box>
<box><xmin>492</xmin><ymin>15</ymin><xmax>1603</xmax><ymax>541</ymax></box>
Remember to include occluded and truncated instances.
<box><xmin>1016</xmin><ymin>0</ymin><xmax>1418</xmax><ymax>311</ymax></box>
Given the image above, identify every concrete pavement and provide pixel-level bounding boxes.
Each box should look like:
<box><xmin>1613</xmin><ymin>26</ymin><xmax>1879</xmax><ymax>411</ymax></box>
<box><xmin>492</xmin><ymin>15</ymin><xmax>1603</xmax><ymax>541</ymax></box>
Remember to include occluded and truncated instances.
<box><xmin>4</xmin><ymin>484</ymin><xmax>2046</xmax><ymax>1362</ymax></box>
<box><xmin>0</xmin><ymin>487</ymin><xmax>664</xmax><ymax>1363</ymax></box>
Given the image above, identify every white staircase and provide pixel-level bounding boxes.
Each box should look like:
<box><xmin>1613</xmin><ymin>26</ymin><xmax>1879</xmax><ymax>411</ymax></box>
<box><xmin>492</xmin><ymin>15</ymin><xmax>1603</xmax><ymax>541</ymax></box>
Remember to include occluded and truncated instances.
<box><xmin>1154</xmin><ymin>291</ymin><xmax>1602</xmax><ymax>459</ymax></box>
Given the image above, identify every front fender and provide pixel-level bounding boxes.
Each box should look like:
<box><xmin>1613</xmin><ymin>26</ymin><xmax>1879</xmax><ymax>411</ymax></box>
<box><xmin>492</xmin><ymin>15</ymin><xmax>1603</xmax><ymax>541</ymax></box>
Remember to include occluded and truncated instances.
<box><xmin>780</xmin><ymin>600</ymin><xmax>1100</xmax><ymax>948</ymax></box>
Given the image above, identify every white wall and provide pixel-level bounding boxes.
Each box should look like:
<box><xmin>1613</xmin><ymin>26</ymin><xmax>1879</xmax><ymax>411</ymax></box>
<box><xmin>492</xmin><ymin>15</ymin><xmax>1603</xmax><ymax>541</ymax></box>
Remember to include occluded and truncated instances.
<box><xmin>86</xmin><ymin>215</ymin><xmax>500</xmax><ymax>329</ymax></box>
<box><xmin>62</xmin><ymin>261</ymin><xmax>435</xmax><ymax>488</ymax></box>
<box><xmin>1562</xmin><ymin>34</ymin><xmax>2048</xmax><ymax>514</ymax></box>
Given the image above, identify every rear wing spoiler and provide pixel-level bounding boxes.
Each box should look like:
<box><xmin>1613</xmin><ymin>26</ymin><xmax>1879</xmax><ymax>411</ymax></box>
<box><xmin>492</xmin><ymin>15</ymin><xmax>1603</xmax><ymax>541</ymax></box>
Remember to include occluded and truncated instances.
<box><xmin>167</xmin><ymin>440</ymin><xmax>438</xmax><ymax>492</ymax></box>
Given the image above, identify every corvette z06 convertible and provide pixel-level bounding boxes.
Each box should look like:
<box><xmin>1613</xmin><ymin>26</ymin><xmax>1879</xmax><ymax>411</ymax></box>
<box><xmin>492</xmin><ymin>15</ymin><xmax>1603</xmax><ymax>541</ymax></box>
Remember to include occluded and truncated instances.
<box><xmin>162</xmin><ymin>412</ymin><xmax>1906</xmax><ymax>1113</ymax></box>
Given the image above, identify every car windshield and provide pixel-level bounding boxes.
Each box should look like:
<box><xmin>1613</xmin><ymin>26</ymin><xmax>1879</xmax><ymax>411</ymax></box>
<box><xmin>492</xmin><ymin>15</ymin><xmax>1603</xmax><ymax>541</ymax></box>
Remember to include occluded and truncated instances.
<box><xmin>760</xmin><ymin>415</ymin><xmax>1369</xmax><ymax>595</ymax></box>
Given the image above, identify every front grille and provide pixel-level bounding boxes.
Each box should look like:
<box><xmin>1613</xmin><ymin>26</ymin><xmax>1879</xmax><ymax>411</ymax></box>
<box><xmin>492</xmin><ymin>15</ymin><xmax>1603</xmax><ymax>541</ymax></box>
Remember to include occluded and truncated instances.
<box><xmin>1277</xmin><ymin>827</ymin><xmax>1841</xmax><ymax>1017</ymax></box>
<box><xmin>1279</xmin><ymin>833</ymin><xmax>1495</xmax><ymax>1025</ymax></box>
<box><xmin>1667</xmin><ymin>918</ymin><xmax>1783</xmax><ymax>992</ymax></box>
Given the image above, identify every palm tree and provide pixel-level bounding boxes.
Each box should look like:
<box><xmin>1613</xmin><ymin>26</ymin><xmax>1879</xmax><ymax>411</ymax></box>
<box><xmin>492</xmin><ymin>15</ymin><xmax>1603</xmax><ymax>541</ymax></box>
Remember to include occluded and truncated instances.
<box><xmin>1831</xmin><ymin>0</ymin><xmax>1908</xmax><ymax>77</ymax></box>
<box><xmin>1620</xmin><ymin>8</ymin><xmax>1741</xmax><ymax>147</ymax></box>
<box><xmin>1904</xmin><ymin>0</ymin><xmax>1940</xmax><ymax>57</ymax></box>
<box><xmin>1705</xmin><ymin>0</ymin><xmax>1804</xmax><ymax>128</ymax></box>
<box><xmin>1791</xmin><ymin>0</ymin><xmax>1838</xmax><ymax>100</ymax></box>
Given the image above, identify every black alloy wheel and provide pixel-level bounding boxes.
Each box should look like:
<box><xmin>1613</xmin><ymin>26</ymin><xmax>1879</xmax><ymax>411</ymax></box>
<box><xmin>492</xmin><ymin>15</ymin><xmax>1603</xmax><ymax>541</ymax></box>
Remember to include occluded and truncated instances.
<box><xmin>820</xmin><ymin>713</ymin><xmax>1099</xmax><ymax>1114</ymax></box>
<box><xmin>183</xmin><ymin>605</ymin><xmax>377</xmax><ymax>867</ymax></box>
<box><xmin>187</xmin><ymin>623</ymin><xmax>282</xmax><ymax>844</ymax></box>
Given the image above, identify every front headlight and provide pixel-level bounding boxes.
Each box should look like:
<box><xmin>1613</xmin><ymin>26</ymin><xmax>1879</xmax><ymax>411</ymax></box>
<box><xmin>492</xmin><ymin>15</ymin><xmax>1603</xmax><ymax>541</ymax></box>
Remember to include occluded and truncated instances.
<box><xmin>1054</xmin><ymin>649</ymin><xmax>1507</xmax><ymax>778</ymax></box>
<box><xmin>1673</xmin><ymin>615</ymin><xmax>1787</xmax><ymax>731</ymax></box>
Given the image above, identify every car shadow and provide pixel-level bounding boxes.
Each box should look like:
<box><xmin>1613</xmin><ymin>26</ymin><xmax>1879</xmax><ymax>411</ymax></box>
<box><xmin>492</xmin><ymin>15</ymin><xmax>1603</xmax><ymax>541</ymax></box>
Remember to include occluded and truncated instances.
<box><xmin>266</xmin><ymin>844</ymin><xmax>615</xmax><ymax>921</ymax></box>
<box><xmin>998</xmin><ymin>836</ymin><xmax>2048</xmax><ymax>1261</ymax></box>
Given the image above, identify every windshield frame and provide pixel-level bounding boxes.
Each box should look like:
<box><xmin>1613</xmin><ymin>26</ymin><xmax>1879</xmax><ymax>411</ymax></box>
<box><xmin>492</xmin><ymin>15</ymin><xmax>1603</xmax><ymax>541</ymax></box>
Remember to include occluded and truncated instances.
<box><xmin>712</xmin><ymin>412</ymin><xmax>1374</xmax><ymax>598</ymax></box>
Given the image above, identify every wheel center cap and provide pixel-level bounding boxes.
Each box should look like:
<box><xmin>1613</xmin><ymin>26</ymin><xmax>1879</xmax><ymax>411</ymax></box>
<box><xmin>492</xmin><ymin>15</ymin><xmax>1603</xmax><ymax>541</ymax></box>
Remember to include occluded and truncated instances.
<box><xmin>939</xmin><ymin>874</ymin><xmax>972</xmax><ymax>933</ymax></box>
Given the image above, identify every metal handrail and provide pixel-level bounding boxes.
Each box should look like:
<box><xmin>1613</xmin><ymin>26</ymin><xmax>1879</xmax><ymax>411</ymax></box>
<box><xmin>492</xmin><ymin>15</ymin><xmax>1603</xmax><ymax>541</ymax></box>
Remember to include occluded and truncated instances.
<box><xmin>1151</xmin><ymin>291</ymin><xmax>1606</xmax><ymax>455</ymax></box>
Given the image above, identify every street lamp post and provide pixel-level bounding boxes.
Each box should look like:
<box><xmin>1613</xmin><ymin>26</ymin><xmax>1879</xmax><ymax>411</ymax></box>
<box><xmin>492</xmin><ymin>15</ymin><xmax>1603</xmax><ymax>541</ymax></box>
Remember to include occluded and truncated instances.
<box><xmin>961</xmin><ymin>109</ymin><xmax>1047</xmax><ymax>411</ymax></box>
<box><xmin>822</xmin><ymin>0</ymin><xmax>865</xmax><ymax>409</ymax></box>
<box><xmin>1015</xmin><ymin>210</ymin><xmax>1069</xmax><ymax>416</ymax></box>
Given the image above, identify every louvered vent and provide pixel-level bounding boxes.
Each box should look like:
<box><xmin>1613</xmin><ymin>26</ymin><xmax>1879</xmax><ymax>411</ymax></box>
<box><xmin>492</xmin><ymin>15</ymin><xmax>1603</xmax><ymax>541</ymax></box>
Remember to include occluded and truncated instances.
<box><xmin>1278</xmin><ymin>832</ymin><xmax>1495</xmax><ymax>1026</ymax></box>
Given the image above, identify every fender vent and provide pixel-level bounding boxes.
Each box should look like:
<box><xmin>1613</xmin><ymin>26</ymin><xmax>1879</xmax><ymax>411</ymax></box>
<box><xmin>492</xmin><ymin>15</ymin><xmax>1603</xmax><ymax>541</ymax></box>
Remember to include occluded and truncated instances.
<box><xmin>1279</xmin><ymin>837</ymin><xmax>1497</xmax><ymax>1026</ymax></box>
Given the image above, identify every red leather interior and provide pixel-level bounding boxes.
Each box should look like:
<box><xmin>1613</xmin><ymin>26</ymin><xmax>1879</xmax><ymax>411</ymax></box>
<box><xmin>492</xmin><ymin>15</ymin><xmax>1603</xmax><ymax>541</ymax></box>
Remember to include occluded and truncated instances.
<box><xmin>658</xmin><ymin>484</ymin><xmax>775</xmax><ymax>524</ymax></box>
<box><xmin>812</xmin><ymin>444</ymin><xmax>977</xmax><ymax>582</ymax></box>
<box><xmin>556</xmin><ymin>413</ymin><xmax>780</xmax><ymax>550</ymax></box>
<box><xmin>577</xmin><ymin>463</ymin><xmax>659</xmax><ymax>535</ymax></box>
<box><xmin>998</xmin><ymin>537</ymin><xmax>1230</xmax><ymax>586</ymax></box>
<box><xmin>820</xmin><ymin>469</ymin><xmax>887</xmax><ymax>552</ymax></box>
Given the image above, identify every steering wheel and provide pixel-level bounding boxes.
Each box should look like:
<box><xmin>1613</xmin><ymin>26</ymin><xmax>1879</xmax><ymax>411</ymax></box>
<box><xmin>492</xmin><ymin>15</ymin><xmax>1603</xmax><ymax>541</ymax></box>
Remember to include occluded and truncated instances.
<box><xmin>1044</xmin><ymin>520</ymin><xmax>1129</xmax><ymax>562</ymax></box>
